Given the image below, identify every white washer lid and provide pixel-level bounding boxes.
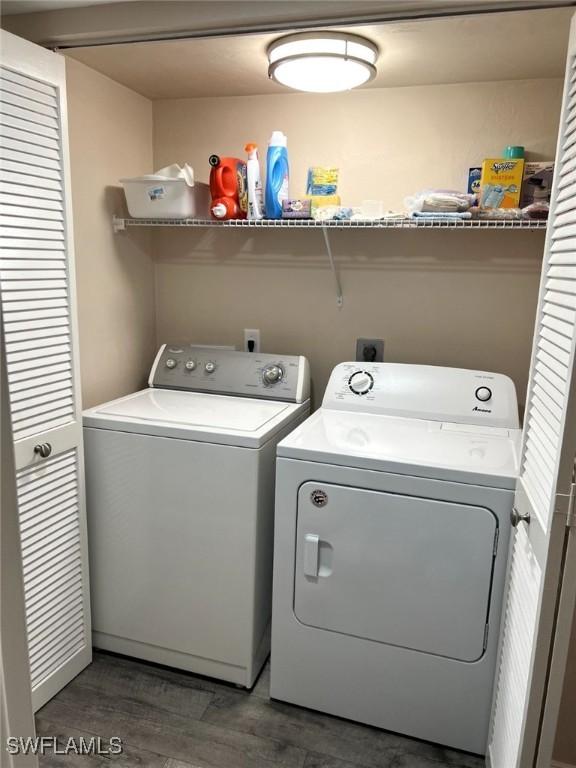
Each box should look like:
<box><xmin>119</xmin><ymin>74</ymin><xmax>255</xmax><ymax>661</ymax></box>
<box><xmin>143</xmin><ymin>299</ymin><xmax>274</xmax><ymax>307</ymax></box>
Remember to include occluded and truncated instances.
<box><xmin>277</xmin><ymin>409</ymin><xmax>521</xmax><ymax>489</ymax></box>
<box><xmin>83</xmin><ymin>389</ymin><xmax>304</xmax><ymax>448</ymax></box>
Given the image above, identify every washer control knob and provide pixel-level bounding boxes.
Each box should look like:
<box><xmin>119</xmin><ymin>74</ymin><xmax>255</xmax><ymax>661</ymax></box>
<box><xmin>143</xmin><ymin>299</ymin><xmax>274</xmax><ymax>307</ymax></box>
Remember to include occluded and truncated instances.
<box><xmin>185</xmin><ymin>360</ymin><xmax>196</xmax><ymax>371</ymax></box>
<box><xmin>165</xmin><ymin>358</ymin><xmax>177</xmax><ymax>369</ymax></box>
<box><xmin>475</xmin><ymin>386</ymin><xmax>492</xmax><ymax>402</ymax></box>
<box><xmin>205</xmin><ymin>361</ymin><xmax>216</xmax><ymax>374</ymax></box>
<box><xmin>263</xmin><ymin>364</ymin><xmax>283</xmax><ymax>385</ymax></box>
<box><xmin>349</xmin><ymin>371</ymin><xmax>374</xmax><ymax>395</ymax></box>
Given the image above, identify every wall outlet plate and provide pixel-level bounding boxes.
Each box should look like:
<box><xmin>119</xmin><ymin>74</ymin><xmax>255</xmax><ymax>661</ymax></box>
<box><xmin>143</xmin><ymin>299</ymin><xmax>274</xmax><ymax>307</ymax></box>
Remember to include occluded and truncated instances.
<box><xmin>244</xmin><ymin>329</ymin><xmax>261</xmax><ymax>353</ymax></box>
<box><xmin>356</xmin><ymin>338</ymin><xmax>384</xmax><ymax>363</ymax></box>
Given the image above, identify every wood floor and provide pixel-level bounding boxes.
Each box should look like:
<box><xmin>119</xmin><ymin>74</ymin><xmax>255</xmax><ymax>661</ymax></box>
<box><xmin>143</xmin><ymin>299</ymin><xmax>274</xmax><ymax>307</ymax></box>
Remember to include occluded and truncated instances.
<box><xmin>37</xmin><ymin>651</ymin><xmax>485</xmax><ymax>768</ymax></box>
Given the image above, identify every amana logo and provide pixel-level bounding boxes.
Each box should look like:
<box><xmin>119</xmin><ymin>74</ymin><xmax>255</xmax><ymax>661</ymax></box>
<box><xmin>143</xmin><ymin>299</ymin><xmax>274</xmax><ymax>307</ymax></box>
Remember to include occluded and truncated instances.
<box><xmin>473</xmin><ymin>406</ymin><xmax>492</xmax><ymax>413</ymax></box>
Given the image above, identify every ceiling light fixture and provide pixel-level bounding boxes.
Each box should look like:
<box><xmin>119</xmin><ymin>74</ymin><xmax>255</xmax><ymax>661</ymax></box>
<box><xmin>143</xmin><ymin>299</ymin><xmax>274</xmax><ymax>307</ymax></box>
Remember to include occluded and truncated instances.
<box><xmin>267</xmin><ymin>31</ymin><xmax>378</xmax><ymax>93</ymax></box>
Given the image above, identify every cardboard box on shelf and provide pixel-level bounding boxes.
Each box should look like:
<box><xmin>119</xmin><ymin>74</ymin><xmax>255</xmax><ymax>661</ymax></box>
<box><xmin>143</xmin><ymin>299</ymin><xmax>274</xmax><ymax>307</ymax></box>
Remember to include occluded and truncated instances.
<box><xmin>520</xmin><ymin>161</ymin><xmax>554</xmax><ymax>207</ymax></box>
<box><xmin>480</xmin><ymin>158</ymin><xmax>525</xmax><ymax>208</ymax></box>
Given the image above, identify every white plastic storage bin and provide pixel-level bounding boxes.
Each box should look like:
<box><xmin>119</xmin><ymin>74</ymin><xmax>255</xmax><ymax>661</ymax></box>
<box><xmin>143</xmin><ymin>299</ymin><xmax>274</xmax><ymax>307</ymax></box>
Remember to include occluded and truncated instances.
<box><xmin>120</xmin><ymin>177</ymin><xmax>211</xmax><ymax>219</ymax></box>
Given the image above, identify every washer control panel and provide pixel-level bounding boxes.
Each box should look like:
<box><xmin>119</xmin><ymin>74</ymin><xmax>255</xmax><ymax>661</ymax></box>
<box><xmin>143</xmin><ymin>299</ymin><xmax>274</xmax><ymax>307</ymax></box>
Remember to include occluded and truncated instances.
<box><xmin>323</xmin><ymin>362</ymin><xmax>519</xmax><ymax>429</ymax></box>
<box><xmin>150</xmin><ymin>345</ymin><xmax>310</xmax><ymax>403</ymax></box>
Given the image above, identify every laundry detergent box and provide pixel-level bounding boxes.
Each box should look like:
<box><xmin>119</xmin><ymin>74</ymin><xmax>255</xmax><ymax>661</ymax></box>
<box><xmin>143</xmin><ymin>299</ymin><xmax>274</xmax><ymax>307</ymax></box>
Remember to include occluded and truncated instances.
<box><xmin>520</xmin><ymin>161</ymin><xmax>554</xmax><ymax>207</ymax></box>
<box><xmin>480</xmin><ymin>158</ymin><xmax>525</xmax><ymax>208</ymax></box>
<box><xmin>467</xmin><ymin>167</ymin><xmax>482</xmax><ymax>196</ymax></box>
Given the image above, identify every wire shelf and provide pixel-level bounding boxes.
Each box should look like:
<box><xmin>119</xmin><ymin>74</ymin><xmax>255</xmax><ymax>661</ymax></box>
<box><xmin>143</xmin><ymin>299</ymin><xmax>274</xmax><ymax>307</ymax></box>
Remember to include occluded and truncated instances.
<box><xmin>113</xmin><ymin>216</ymin><xmax>548</xmax><ymax>232</ymax></box>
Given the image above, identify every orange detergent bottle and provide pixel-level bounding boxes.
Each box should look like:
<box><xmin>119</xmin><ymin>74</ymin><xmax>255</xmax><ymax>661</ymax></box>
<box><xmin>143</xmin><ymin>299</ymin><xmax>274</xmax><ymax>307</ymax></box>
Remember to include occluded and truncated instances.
<box><xmin>208</xmin><ymin>154</ymin><xmax>248</xmax><ymax>220</ymax></box>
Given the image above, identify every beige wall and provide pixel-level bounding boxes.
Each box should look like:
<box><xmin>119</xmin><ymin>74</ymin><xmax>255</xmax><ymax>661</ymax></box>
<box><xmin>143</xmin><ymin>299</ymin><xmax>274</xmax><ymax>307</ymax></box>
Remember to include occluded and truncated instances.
<box><xmin>153</xmin><ymin>79</ymin><xmax>562</xmax><ymax>406</ymax></box>
<box><xmin>154</xmin><ymin>80</ymin><xmax>562</xmax><ymax>209</ymax></box>
<box><xmin>66</xmin><ymin>58</ymin><xmax>156</xmax><ymax>409</ymax></box>
<box><xmin>153</xmin><ymin>227</ymin><xmax>544</xmax><ymax>407</ymax></box>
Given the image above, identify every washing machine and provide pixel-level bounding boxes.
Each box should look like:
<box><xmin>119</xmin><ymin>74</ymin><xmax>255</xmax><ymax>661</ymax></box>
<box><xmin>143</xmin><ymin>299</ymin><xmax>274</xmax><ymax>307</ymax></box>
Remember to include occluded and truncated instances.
<box><xmin>83</xmin><ymin>345</ymin><xmax>309</xmax><ymax>687</ymax></box>
<box><xmin>271</xmin><ymin>362</ymin><xmax>520</xmax><ymax>754</ymax></box>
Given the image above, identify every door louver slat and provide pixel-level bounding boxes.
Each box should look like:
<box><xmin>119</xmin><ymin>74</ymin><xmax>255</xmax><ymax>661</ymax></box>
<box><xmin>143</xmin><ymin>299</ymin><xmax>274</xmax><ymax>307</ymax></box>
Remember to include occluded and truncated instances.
<box><xmin>542</xmin><ymin>301</ymin><xmax>575</xmax><ymax>324</ymax></box>
<box><xmin>0</xmin><ymin>76</ymin><xmax>58</xmax><ymax>105</ymax></box>
<box><xmin>0</xmin><ymin>90</ymin><xmax>58</xmax><ymax>119</ymax></box>
<box><xmin>0</xmin><ymin>181</ymin><xmax>62</xmax><ymax>201</ymax></box>
<box><xmin>23</xmin><ymin>541</ymin><xmax>80</xmax><ymax>587</ymax></box>
<box><xmin>1</xmin><ymin>101</ymin><xmax>59</xmax><ymax>130</ymax></box>
<box><xmin>0</xmin><ymin>125</ymin><xmax>59</xmax><ymax>152</ymax></box>
<box><xmin>26</xmin><ymin>584</ymin><xmax>83</xmax><ymax>636</ymax></box>
<box><xmin>8</xmin><ymin>360</ymin><xmax>71</xmax><ymax>384</ymax></box>
<box><xmin>534</xmin><ymin>359</ymin><xmax>568</xmax><ymax>397</ymax></box>
<box><xmin>0</xmin><ymin>207</ymin><xmax>64</xmax><ymax>223</ymax></box>
<box><xmin>1</xmin><ymin>148</ymin><xmax>61</xmax><ymax>171</ymax></box>
<box><xmin>20</xmin><ymin>497</ymin><xmax>78</xmax><ymax>534</ymax></box>
<box><xmin>0</xmin><ymin>159</ymin><xmax>61</xmax><ymax>182</ymax></box>
<box><xmin>541</xmin><ymin>312</ymin><xmax>574</xmax><ymax>341</ymax></box>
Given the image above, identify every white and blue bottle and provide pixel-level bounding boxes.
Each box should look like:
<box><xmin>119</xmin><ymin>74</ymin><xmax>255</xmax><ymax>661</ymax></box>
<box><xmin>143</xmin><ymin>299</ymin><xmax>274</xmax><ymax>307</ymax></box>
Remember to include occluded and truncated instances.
<box><xmin>265</xmin><ymin>131</ymin><xmax>289</xmax><ymax>219</ymax></box>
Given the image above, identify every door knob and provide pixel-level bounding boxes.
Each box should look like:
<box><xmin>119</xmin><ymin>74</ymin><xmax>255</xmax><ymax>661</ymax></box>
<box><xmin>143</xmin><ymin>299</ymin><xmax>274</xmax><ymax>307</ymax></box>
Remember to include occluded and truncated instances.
<box><xmin>511</xmin><ymin>507</ymin><xmax>530</xmax><ymax>527</ymax></box>
<box><xmin>34</xmin><ymin>442</ymin><xmax>52</xmax><ymax>459</ymax></box>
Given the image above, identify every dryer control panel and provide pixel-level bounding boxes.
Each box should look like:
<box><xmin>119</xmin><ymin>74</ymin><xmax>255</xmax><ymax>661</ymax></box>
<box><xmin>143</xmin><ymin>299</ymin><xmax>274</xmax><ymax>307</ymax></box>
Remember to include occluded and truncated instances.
<box><xmin>323</xmin><ymin>362</ymin><xmax>519</xmax><ymax>429</ymax></box>
<box><xmin>150</xmin><ymin>345</ymin><xmax>310</xmax><ymax>403</ymax></box>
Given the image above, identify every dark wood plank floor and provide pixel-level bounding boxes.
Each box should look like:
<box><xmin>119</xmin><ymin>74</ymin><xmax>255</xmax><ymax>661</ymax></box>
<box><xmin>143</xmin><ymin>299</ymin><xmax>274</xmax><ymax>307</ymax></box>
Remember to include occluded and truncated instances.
<box><xmin>37</xmin><ymin>652</ymin><xmax>485</xmax><ymax>768</ymax></box>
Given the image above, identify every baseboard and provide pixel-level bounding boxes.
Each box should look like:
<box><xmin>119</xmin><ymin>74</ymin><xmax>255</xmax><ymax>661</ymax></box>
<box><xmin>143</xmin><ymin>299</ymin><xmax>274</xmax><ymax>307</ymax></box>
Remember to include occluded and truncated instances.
<box><xmin>551</xmin><ymin>760</ymin><xmax>576</xmax><ymax>768</ymax></box>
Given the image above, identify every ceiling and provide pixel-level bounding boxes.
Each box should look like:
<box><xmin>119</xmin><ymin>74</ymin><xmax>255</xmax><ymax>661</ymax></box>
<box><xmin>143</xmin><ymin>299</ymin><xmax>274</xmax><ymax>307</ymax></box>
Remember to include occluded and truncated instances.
<box><xmin>63</xmin><ymin>7</ymin><xmax>573</xmax><ymax>99</ymax></box>
<box><xmin>2</xmin><ymin>0</ymin><xmax>573</xmax><ymax>15</ymax></box>
<box><xmin>1</xmin><ymin>0</ymin><xmax>141</xmax><ymax>13</ymax></box>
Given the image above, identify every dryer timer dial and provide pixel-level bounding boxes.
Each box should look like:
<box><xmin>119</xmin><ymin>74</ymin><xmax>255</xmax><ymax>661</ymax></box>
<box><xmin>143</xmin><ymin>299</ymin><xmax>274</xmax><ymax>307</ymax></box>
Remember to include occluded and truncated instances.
<box><xmin>348</xmin><ymin>371</ymin><xmax>374</xmax><ymax>395</ymax></box>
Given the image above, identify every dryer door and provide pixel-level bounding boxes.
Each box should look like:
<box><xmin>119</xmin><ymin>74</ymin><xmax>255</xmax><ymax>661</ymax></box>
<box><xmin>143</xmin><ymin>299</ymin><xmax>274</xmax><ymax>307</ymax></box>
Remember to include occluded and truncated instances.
<box><xmin>295</xmin><ymin>482</ymin><xmax>498</xmax><ymax>662</ymax></box>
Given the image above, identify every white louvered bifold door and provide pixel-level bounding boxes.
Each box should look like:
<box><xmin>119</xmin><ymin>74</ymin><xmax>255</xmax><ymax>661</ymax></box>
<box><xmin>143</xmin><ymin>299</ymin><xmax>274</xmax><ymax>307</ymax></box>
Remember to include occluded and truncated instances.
<box><xmin>487</xmin><ymin>13</ymin><xmax>576</xmax><ymax>768</ymax></box>
<box><xmin>0</xmin><ymin>31</ymin><xmax>91</xmax><ymax>710</ymax></box>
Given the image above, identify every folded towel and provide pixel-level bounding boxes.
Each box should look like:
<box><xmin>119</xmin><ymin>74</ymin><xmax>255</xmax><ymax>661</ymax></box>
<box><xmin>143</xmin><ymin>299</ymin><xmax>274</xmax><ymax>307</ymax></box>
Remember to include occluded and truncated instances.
<box><xmin>410</xmin><ymin>211</ymin><xmax>473</xmax><ymax>220</ymax></box>
<box><xmin>405</xmin><ymin>190</ymin><xmax>476</xmax><ymax>214</ymax></box>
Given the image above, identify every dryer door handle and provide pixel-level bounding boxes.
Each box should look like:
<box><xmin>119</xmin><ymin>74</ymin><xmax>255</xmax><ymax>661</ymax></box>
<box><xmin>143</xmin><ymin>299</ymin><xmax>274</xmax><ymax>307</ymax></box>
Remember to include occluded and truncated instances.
<box><xmin>303</xmin><ymin>534</ymin><xmax>320</xmax><ymax>578</ymax></box>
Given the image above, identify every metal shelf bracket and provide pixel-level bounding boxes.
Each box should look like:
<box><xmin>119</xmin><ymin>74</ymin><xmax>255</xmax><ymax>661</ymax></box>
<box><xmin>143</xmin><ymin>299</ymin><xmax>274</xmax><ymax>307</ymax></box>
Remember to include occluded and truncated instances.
<box><xmin>112</xmin><ymin>216</ymin><xmax>126</xmax><ymax>233</ymax></box>
<box><xmin>322</xmin><ymin>226</ymin><xmax>343</xmax><ymax>309</ymax></box>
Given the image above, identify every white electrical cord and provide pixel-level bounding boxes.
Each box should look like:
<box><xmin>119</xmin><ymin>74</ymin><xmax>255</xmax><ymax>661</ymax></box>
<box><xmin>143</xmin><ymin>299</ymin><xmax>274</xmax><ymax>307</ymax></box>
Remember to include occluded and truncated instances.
<box><xmin>322</xmin><ymin>226</ymin><xmax>343</xmax><ymax>308</ymax></box>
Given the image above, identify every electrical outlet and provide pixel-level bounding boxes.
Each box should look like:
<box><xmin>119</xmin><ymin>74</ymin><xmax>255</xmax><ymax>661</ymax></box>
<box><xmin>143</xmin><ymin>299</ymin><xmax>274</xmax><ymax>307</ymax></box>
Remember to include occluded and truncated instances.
<box><xmin>244</xmin><ymin>329</ymin><xmax>260</xmax><ymax>353</ymax></box>
<box><xmin>356</xmin><ymin>338</ymin><xmax>384</xmax><ymax>363</ymax></box>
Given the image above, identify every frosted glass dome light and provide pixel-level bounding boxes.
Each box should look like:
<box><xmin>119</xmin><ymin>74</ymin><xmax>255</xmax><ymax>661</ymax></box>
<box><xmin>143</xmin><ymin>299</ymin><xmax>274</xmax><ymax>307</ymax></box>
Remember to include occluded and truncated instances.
<box><xmin>267</xmin><ymin>32</ymin><xmax>378</xmax><ymax>93</ymax></box>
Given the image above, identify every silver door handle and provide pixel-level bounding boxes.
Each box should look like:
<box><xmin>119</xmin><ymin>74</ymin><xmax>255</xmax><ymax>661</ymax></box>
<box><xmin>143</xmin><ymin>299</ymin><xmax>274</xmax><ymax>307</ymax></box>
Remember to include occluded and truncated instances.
<box><xmin>511</xmin><ymin>507</ymin><xmax>530</xmax><ymax>527</ymax></box>
<box><xmin>303</xmin><ymin>534</ymin><xmax>319</xmax><ymax>578</ymax></box>
<box><xmin>34</xmin><ymin>442</ymin><xmax>52</xmax><ymax>459</ymax></box>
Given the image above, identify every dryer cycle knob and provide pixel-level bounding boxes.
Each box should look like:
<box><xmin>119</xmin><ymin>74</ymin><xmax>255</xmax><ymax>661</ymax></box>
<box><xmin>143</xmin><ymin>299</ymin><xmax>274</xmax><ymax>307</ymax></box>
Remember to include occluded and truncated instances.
<box><xmin>185</xmin><ymin>360</ymin><xmax>196</xmax><ymax>371</ymax></box>
<box><xmin>349</xmin><ymin>371</ymin><xmax>374</xmax><ymax>395</ymax></box>
<box><xmin>205</xmin><ymin>362</ymin><xmax>216</xmax><ymax>373</ymax></box>
<box><xmin>165</xmin><ymin>358</ymin><xmax>177</xmax><ymax>369</ymax></box>
<box><xmin>263</xmin><ymin>364</ymin><xmax>283</xmax><ymax>385</ymax></box>
<box><xmin>475</xmin><ymin>386</ymin><xmax>492</xmax><ymax>402</ymax></box>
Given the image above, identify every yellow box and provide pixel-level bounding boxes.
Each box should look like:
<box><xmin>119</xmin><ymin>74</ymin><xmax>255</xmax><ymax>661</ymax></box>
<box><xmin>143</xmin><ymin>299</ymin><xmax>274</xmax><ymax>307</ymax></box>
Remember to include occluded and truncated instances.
<box><xmin>480</xmin><ymin>158</ymin><xmax>525</xmax><ymax>208</ymax></box>
<box><xmin>303</xmin><ymin>193</ymin><xmax>341</xmax><ymax>209</ymax></box>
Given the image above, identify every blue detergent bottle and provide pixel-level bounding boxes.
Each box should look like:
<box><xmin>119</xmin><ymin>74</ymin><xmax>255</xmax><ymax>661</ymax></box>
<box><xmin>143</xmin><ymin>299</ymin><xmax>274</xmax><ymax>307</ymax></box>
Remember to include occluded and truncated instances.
<box><xmin>265</xmin><ymin>131</ymin><xmax>289</xmax><ymax>219</ymax></box>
